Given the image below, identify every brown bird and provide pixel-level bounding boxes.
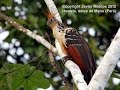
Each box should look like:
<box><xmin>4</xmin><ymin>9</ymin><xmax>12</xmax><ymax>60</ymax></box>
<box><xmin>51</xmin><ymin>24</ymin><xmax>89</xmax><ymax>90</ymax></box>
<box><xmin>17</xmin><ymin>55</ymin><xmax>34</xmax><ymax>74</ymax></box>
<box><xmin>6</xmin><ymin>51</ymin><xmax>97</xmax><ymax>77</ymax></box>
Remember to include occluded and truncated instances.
<box><xmin>45</xmin><ymin>10</ymin><xmax>96</xmax><ymax>84</ymax></box>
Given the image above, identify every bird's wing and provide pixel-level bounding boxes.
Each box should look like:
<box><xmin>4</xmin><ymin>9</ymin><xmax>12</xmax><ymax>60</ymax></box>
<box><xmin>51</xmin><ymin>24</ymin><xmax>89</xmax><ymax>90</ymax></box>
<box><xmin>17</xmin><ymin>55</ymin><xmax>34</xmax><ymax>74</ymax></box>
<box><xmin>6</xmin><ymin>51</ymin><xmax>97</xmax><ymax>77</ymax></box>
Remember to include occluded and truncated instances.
<box><xmin>62</xmin><ymin>27</ymin><xmax>96</xmax><ymax>84</ymax></box>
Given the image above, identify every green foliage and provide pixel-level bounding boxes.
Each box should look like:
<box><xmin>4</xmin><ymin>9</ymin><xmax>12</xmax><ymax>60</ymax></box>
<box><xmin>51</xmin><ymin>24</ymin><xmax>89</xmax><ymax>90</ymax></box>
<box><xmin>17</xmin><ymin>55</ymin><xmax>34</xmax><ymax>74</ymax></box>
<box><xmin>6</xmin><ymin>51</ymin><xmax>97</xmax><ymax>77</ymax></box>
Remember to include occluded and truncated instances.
<box><xmin>0</xmin><ymin>0</ymin><xmax>120</xmax><ymax>89</ymax></box>
<box><xmin>98</xmin><ymin>1</ymin><xmax>116</xmax><ymax>5</ymax></box>
<box><xmin>107</xmin><ymin>73</ymin><xmax>120</xmax><ymax>90</ymax></box>
<box><xmin>0</xmin><ymin>63</ymin><xmax>50</xmax><ymax>90</ymax></box>
<box><xmin>89</xmin><ymin>37</ymin><xmax>104</xmax><ymax>57</ymax></box>
<box><xmin>81</xmin><ymin>0</ymin><xmax>92</xmax><ymax>4</ymax></box>
<box><xmin>0</xmin><ymin>0</ymin><xmax>13</xmax><ymax>6</ymax></box>
<box><xmin>28</xmin><ymin>15</ymin><xmax>39</xmax><ymax>28</ymax></box>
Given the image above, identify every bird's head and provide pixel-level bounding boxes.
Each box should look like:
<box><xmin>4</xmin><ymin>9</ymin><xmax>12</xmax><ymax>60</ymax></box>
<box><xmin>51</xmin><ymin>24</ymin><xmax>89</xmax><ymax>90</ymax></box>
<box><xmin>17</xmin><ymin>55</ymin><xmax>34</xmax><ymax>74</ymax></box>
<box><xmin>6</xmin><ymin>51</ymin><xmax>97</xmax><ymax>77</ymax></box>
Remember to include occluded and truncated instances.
<box><xmin>44</xmin><ymin>10</ymin><xmax>58</xmax><ymax>29</ymax></box>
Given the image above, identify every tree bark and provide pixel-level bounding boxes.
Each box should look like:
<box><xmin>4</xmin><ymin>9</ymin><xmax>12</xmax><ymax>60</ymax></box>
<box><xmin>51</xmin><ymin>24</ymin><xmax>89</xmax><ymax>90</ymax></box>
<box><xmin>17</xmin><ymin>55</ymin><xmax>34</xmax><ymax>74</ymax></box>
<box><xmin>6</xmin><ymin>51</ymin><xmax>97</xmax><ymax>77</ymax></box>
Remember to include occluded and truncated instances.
<box><xmin>88</xmin><ymin>28</ymin><xmax>120</xmax><ymax>90</ymax></box>
<box><xmin>0</xmin><ymin>1</ymin><xmax>120</xmax><ymax>90</ymax></box>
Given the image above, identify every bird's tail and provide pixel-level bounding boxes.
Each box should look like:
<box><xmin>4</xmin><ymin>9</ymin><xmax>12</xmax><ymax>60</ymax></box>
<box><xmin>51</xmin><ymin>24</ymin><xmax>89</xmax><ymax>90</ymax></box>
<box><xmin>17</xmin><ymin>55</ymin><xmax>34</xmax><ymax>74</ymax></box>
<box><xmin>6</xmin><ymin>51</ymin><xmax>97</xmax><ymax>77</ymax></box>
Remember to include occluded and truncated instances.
<box><xmin>83</xmin><ymin>65</ymin><xmax>96</xmax><ymax>84</ymax></box>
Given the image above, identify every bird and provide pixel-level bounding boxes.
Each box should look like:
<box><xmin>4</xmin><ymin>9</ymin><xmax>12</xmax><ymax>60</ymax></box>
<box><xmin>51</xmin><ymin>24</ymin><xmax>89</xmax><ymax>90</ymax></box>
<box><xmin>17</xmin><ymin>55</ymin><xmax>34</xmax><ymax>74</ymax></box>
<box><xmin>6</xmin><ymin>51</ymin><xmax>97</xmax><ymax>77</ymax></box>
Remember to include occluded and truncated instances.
<box><xmin>44</xmin><ymin>10</ymin><xmax>96</xmax><ymax>84</ymax></box>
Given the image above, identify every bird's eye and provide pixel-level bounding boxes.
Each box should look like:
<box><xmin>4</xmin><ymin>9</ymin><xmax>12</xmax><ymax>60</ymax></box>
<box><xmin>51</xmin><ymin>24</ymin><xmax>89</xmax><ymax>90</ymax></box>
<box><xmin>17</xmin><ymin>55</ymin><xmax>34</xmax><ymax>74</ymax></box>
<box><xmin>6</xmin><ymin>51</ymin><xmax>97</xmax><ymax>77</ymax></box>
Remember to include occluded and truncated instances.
<box><xmin>47</xmin><ymin>19</ymin><xmax>53</xmax><ymax>25</ymax></box>
<box><xmin>50</xmin><ymin>19</ymin><xmax>53</xmax><ymax>22</ymax></box>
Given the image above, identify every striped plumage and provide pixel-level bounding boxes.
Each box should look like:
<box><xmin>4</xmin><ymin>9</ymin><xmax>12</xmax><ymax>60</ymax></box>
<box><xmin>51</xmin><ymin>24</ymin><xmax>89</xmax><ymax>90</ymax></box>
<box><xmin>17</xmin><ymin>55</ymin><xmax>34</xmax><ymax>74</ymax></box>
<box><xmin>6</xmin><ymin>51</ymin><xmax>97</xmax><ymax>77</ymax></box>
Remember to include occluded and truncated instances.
<box><xmin>45</xmin><ymin>10</ymin><xmax>96</xmax><ymax>84</ymax></box>
<box><xmin>64</xmin><ymin>27</ymin><xmax>96</xmax><ymax>84</ymax></box>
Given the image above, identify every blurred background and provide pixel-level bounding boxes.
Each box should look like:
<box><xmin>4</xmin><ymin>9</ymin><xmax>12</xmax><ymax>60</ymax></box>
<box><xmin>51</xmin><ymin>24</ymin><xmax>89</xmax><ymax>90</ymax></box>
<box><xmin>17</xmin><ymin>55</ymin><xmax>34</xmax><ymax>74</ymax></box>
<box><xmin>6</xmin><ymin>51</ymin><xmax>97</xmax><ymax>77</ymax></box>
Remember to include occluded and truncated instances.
<box><xmin>0</xmin><ymin>0</ymin><xmax>120</xmax><ymax>90</ymax></box>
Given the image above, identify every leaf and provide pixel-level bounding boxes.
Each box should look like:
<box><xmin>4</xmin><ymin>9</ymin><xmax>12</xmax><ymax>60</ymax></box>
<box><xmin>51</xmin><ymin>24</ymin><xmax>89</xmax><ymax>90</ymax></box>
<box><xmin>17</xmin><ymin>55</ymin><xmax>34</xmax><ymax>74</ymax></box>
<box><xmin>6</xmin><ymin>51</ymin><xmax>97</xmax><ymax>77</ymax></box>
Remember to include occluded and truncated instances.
<box><xmin>0</xmin><ymin>63</ymin><xmax>50</xmax><ymax>90</ymax></box>
<box><xmin>1</xmin><ymin>0</ymin><xmax>13</xmax><ymax>6</ymax></box>
<box><xmin>16</xmin><ymin>19</ymin><xmax>26</xmax><ymax>25</ymax></box>
<box><xmin>25</xmin><ymin>70</ymin><xmax>50</xmax><ymax>89</ymax></box>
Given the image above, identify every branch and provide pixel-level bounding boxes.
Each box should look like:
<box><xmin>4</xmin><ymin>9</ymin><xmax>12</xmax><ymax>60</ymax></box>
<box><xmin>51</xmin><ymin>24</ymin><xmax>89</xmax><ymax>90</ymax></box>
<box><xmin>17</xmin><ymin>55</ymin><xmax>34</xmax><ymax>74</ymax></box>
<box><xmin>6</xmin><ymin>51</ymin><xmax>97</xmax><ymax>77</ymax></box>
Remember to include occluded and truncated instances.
<box><xmin>0</xmin><ymin>12</ymin><xmax>57</xmax><ymax>53</ymax></box>
<box><xmin>48</xmin><ymin>50</ymin><xmax>73</xmax><ymax>90</ymax></box>
<box><xmin>44</xmin><ymin>0</ymin><xmax>87</xmax><ymax>90</ymax></box>
<box><xmin>88</xmin><ymin>28</ymin><xmax>120</xmax><ymax>90</ymax></box>
<box><xmin>45</xmin><ymin>33</ymin><xmax>72</xmax><ymax>89</ymax></box>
